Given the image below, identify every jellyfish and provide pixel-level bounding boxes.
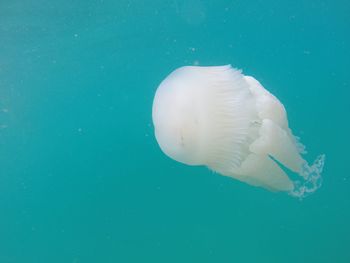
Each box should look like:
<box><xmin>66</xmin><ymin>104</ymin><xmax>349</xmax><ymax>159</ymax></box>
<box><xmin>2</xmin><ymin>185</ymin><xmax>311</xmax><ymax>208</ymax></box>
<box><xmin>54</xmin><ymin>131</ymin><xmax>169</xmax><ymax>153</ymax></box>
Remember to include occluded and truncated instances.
<box><xmin>152</xmin><ymin>65</ymin><xmax>325</xmax><ymax>198</ymax></box>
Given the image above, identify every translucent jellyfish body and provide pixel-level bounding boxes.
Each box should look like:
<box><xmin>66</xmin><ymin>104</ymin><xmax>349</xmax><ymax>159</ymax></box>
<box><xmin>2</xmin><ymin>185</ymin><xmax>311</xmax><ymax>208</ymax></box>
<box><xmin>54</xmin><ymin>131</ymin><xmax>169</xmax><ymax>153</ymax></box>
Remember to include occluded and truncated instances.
<box><xmin>152</xmin><ymin>65</ymin><xmax>325</xmax><ymax>198</ymax></box>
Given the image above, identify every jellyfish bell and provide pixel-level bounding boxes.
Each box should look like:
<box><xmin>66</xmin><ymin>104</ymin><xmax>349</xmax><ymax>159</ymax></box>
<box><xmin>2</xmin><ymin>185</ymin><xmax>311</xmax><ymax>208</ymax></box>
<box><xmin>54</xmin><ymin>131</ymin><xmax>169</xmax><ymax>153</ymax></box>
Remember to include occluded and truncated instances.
<box><xmin>152</xmin><ymin>65</ymin><xmax>325</xmax><ymax>198</ymax></box>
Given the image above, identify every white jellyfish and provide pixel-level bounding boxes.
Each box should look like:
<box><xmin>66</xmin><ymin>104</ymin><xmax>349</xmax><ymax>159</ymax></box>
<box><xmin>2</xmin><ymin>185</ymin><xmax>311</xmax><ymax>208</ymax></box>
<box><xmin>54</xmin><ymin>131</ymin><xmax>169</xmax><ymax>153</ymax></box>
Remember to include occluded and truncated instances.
<box><xmin>152</xmin><ymin>65</ymin><xmax>325</xmax><ymax>198</ymax></box>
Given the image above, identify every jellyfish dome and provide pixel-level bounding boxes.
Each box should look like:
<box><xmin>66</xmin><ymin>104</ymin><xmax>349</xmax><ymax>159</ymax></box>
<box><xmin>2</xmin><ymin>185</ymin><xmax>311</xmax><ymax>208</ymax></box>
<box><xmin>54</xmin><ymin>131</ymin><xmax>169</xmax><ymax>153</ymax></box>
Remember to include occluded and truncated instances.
<box><xmin>152</xmin><ymin>65</ymin><xmax>325</xmax><ymax>198</ymax></box>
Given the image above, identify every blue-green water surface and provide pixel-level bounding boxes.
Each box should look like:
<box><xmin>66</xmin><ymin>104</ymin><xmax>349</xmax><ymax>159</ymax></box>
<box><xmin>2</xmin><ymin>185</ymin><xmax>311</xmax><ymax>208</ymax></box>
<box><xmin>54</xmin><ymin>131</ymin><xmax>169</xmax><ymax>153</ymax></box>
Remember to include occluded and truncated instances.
<box><xmin>0</xmin><ymin>1</ymin><xmax>349</xmax><ymax>262</ymax></box>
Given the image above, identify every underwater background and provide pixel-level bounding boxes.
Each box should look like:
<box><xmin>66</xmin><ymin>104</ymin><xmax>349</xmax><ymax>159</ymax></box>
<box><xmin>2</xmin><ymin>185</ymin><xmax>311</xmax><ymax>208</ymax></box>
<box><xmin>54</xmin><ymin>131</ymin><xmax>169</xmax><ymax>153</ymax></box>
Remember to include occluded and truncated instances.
<box><xmin>0</xmin><ymin>0</ymin><xmax>349</xmax><ymax>262</ymax></box>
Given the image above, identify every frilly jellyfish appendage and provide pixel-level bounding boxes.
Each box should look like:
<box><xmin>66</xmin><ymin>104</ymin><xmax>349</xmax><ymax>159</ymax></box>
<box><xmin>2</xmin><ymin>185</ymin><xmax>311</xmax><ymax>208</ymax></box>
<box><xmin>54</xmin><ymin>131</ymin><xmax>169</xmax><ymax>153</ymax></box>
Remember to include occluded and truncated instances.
<box><xmin>290</xmin><ymin>154</ymin><xmax>326</xmax><ymax>199</ymax></box>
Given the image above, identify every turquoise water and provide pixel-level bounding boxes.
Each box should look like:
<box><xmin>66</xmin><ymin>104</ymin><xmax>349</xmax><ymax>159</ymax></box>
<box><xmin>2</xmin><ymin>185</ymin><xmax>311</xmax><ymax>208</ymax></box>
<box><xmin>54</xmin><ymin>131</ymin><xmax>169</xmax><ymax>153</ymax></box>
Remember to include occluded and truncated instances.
<box><xmin>0</xmin><ymin>1</ymin><xmax>349</xmax><ymax>262</ymax></box>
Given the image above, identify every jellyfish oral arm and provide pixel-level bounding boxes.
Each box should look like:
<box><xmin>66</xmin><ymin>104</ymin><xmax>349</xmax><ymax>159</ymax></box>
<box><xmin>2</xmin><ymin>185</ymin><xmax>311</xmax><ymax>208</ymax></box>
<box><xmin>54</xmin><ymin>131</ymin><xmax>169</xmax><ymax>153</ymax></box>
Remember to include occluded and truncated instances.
<box><xmin>244</xmin><ymin>76</ymin><xmax>325</xmax><ymax>197</ymax></box>
<box><xmin>249</xmin><ymin>119</ymin><xmax>304</xmax><ymax>173</ymax></box>
<box><xmin>230</xmin><ymin>153</ymin><xmax>294</xmax><ymax>192</ymax></box>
